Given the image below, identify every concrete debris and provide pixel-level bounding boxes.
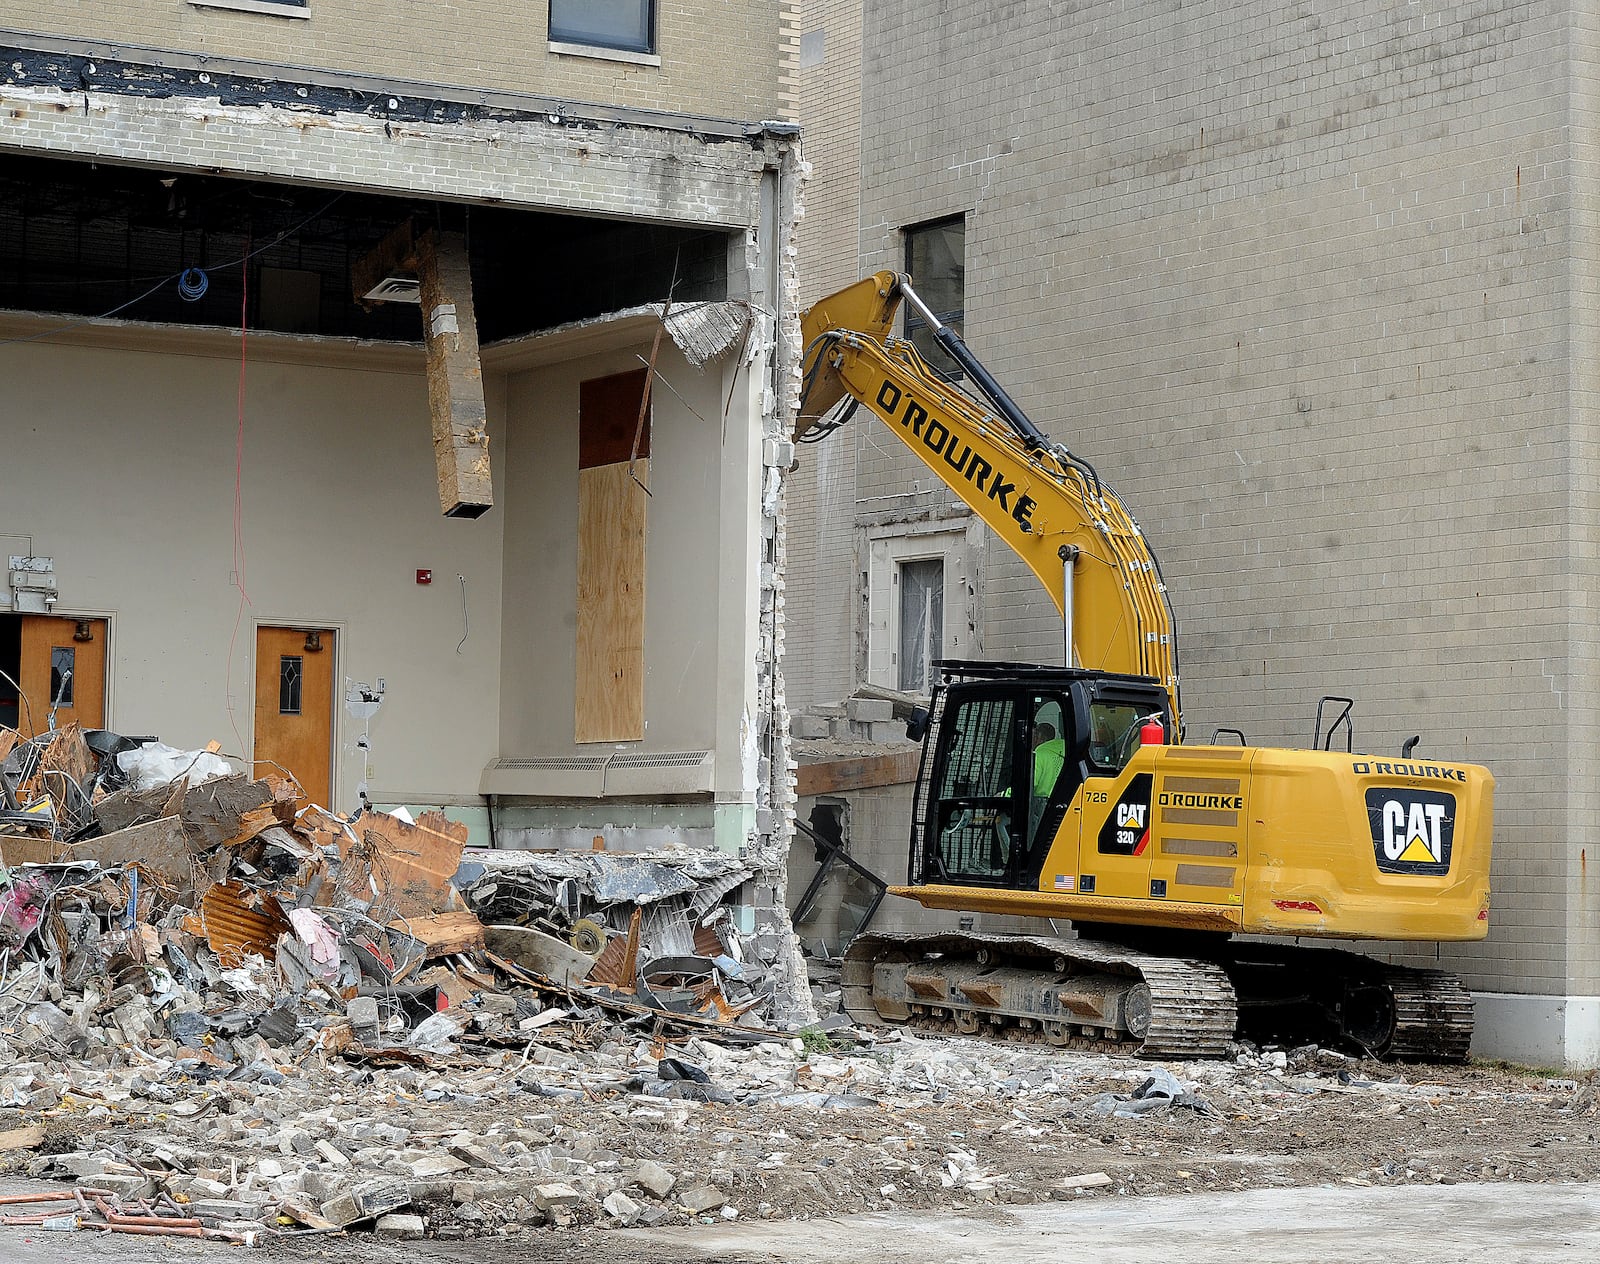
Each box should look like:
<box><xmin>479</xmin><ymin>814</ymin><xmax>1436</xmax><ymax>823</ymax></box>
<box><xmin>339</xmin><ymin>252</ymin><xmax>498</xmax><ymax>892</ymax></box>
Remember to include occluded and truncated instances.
<box><xmin>0</xmin><ymin>1005</ymin><xmax>1588</xmax><ymax>1245</ymax></box>
<box><xmin>2</xmin><ymin>731</ymin><xmax>1583</xmax><ymax>1246</ymax></box>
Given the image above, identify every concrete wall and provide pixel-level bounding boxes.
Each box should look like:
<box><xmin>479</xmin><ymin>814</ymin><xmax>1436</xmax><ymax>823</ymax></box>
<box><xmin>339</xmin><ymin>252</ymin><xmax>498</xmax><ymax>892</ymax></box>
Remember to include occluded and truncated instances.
<box><xmin>0</xmin><ymin>324</ymin><xmax>503</xmax><ymax>812</ymax></box>
<box><xmin>7</xmin><ymin>0</ymin><xmax>794</xmax><ymax>123</ymax></box>
<box><xmin>789</xmin><ymin>0</ymin><xmax>1599</xmax><ymax>1061</ymax></box>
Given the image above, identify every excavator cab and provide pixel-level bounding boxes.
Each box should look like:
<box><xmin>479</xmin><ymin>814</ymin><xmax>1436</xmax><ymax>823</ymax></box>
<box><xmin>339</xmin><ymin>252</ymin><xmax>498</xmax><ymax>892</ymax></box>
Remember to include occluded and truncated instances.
<box><xmin>910</xmin><ymin>661</ymin><xmax>1171</xmax><ymax>893</ymax></box>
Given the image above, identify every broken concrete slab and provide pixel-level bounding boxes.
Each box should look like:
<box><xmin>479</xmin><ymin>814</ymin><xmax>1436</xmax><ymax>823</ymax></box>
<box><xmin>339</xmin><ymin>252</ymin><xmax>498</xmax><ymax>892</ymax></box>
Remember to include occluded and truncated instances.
<box><xmin>483</xmin><ymin>924</ymin><xmax>595</xmax><ymax>987</ymax></box>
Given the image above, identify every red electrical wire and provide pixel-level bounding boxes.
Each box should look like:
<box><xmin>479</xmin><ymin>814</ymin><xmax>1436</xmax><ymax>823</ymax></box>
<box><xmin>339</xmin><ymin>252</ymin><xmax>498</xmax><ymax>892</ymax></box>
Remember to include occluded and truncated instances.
<box><xmin>224</xmin><ymin>232</ymin><xmax>253</xmax><ymax>753</ymax></box>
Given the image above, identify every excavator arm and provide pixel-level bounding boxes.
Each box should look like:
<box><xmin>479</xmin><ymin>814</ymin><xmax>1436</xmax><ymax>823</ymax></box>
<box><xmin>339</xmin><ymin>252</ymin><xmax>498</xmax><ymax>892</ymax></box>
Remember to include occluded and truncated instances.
<box><xmin>799</xmin><ymin>271</ymin><xmax>1182</xmax><ymax>726</ymax></box>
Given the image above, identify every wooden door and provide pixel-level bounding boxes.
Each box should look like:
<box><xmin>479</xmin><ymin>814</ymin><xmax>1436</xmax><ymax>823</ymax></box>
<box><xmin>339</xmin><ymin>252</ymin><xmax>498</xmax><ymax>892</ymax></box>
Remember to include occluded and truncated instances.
<box><xmin>17</xmin><ymin>615</ymin><xmax>107</xmax><ymax>738</ymax></box>
<box><xmin>254</xmin><ymin>626</ymin><xmax>335</xmax><ymax>805</ymax></box>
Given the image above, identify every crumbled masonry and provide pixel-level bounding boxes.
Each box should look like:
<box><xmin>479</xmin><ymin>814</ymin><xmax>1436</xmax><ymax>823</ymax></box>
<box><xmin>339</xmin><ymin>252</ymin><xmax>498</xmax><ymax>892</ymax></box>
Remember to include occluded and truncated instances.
<box><xmin>1</xmin><ymin>724</ymin><xmax>1597</xmax><ymax>1245</ymax></box>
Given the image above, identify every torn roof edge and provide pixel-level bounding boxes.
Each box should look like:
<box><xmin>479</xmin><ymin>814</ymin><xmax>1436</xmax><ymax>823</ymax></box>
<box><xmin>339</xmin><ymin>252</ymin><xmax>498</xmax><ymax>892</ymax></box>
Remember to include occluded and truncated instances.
<box><xmin>481</xmin><ymin>300</ymin><xmax>753</xmax><ymax>373</ymax></box>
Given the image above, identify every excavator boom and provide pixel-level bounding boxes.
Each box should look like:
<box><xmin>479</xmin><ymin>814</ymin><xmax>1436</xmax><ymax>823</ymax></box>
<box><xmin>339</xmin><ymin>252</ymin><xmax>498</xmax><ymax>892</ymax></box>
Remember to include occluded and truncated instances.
<box><xmin>800</xmin><ymin>271</ymin><xmax>1181</xmax><ymax>726</ymax></box>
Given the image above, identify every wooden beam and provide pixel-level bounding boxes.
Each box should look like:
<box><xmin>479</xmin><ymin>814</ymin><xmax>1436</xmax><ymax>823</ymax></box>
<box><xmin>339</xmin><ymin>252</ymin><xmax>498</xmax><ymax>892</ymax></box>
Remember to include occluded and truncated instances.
<box><xmin>351</xmin><ymin>223</ymin><xmax>493</xmax><ymax>518</ymax></box>
<box><xmin>795</xmin><ymin>749</ymin><xmax>922</xmax><ymax>798</ymax></box>
<box><xmin>415</xmin><ymin>230</ymin><xmax>494</xmax><ymax>518</ymax></box>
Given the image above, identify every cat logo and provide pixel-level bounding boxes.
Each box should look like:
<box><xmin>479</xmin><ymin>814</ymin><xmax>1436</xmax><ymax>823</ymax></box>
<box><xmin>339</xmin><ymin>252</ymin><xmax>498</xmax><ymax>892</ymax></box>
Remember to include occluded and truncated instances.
<box><xmin>1366</xmin><ymin>788</ymin><xmax>1455</xmax><ymax>875</ymax></box>
<box><xmin>1099</xmin><ymin>774</ymin><xmax>1153</xmax><ymax>856</ymax></box>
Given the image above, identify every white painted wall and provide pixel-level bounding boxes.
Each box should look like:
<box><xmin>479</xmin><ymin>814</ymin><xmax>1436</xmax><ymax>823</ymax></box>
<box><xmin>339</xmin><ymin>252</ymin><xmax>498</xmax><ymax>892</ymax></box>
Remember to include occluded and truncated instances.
<box><xmin>1</xmin><ymin>313</ymin><xmax>761</xmax><ymax>821</ymax></box>
<box><xmin>0</xmin><ymin>322</ymin><xmax>504</xmax><ymax>811</ymax></box>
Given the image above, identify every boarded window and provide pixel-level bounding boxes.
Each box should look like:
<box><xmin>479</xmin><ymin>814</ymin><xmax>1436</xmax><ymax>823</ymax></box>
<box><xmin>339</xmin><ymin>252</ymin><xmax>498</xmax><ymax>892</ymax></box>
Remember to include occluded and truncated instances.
<box><xmin>550</xmin><ymin>0</ymin><xmax>655</xmax><ymax>52</ymax></box>
<box><xmin>575</xmin><ymin>368</ymin><xmax>649</xmax><ymax>743</ymax></box>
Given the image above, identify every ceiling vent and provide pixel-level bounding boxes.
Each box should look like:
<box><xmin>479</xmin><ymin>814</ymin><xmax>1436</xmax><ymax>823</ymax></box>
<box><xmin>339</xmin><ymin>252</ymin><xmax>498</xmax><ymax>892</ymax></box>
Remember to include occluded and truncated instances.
<box><xmin>362</xmin><ymin>275</ymin><xmax>421</xmax><ymax>304</ymax></box>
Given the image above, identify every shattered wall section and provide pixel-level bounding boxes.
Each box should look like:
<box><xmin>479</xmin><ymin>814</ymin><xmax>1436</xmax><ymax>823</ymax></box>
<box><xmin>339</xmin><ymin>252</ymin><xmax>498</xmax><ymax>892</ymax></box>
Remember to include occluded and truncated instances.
<box><xmin>746</xmin><ymin>134</ymin><xmax>811</xmax><ymax>1028</ymax></box>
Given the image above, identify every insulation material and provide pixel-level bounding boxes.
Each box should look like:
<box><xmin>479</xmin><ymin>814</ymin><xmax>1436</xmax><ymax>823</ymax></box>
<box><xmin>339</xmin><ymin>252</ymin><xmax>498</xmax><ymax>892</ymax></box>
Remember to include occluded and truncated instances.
<box><xmin>653</xmin><ymin>299</ymin><xmax>753</xmax><ymax>367</ymax></box>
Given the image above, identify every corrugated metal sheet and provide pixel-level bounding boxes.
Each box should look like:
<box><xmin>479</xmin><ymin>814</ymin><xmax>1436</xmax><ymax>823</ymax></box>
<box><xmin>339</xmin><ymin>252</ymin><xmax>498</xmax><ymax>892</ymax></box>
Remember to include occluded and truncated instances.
<box><xmin>200</xmin><ymin>881</ymin><xmax>290</xmax><ymax>966</ymax></box>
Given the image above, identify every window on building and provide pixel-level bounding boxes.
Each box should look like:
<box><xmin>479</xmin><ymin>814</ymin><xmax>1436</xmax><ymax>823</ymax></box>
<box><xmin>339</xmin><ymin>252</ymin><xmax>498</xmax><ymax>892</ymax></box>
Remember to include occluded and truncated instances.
<box><xmin>898</xmin><ymin>557</ymin><xmax>944</xmax><ymax>693</ymax></box>
<box><xmin>550</xmin><ymin>0</ymin><xmax>656</xmax><ymax>53</ymax></box>
<box><xmin>903</xmin><ymin>216</ymin><xmax>965</xmax><ymax>379</ymax></box>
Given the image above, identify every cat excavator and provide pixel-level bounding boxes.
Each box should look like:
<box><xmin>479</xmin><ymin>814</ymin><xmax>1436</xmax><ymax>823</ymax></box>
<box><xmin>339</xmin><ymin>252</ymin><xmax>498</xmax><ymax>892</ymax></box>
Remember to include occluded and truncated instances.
<box><xmin>797</xmin><ymin>272</ymin><xmax>1494</xmax><ymax>1060</ymax></box>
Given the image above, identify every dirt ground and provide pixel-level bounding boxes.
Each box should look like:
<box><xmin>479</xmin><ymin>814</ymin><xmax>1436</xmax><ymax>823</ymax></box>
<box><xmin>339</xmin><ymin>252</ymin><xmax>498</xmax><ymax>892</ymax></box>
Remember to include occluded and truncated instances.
<box><xmin>4</xmin><ymin>1028</ymin><xmax>1596</xmax><ymax>1261</ymax></box>
<box><xmin>312</xmin><ymin>1036</ymin><xmax>1587</xmax><ymax>1254</ymax></box>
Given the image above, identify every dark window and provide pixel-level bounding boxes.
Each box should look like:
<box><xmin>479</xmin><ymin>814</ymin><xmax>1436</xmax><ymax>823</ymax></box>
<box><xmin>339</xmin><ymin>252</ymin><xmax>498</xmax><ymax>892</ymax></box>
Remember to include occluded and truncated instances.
<box><xmin>550</xmin><ymin>0</ymin><xmax>655</xmax><ymax>52</ymax></box>
<box><xmin>903</xmin><ymin>216</ymin><xmax>965</xmax><ymax>379</ymax></box>
<box><xmin>279</xmin><ymin>655</ymin><xmax>303</xmax><ymax>716</ymax></box>
<box><xmin>49</xmin><ymin>646</ymin><xmax>74</xmax><ymax>707</ymax></box>
<box><xmin>897</xmin><ymin>558</ymin><xmax>944</xmax><ymax>693</ymax></box>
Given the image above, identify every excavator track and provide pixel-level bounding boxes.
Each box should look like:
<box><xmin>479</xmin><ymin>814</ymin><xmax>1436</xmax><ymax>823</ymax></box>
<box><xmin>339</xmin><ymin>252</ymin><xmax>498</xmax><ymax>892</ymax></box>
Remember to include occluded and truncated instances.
<box><xmin>845</xmin><ymin>933</ymin><xmax>1474</xmax><ymax>1063</ymax></box>
<box><xmin>843</xmin><ymin>931</ymin><xmax>1238</xmax><ymax>1061</ymax></box>
<box><xmin>1381</xmin><ymin>967</ymin><xmax>1474</xmax><ymax>1061</ymax></box>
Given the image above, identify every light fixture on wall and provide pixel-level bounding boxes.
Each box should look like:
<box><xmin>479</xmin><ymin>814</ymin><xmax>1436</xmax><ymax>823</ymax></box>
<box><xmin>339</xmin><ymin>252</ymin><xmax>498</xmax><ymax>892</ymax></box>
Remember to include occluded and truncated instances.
<box><xmin>73</xmin><ymin>621</ymin><xmax>94</xmax><ymax>643</ymax></box>
<box><xmin>303</xmin><ymin>630</ymin><xmax>323</xmax><ymax>653</ymax></box>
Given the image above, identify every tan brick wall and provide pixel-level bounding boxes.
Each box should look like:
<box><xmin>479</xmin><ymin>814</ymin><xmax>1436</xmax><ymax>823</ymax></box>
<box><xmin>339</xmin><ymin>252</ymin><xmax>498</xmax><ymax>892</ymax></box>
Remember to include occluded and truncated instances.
<box><xmin>794</xmin><ymin>0</ymin><xmax>1593</xmax><ymax>999</ymax></box>
<box><xmin>10</xmin><ymin>0</ymin><xmax>785</xmax><ymax>121</ymax></box>
<box><xmin>786</xmin><ymin>0</ymin><xmax>861</xmax><ymax>709</ymax></box>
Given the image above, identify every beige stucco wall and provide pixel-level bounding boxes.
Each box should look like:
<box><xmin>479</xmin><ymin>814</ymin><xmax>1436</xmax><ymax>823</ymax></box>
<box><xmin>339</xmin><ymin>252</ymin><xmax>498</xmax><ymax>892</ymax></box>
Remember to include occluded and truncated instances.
<box><xmin>8</xmin><ymin>0</ymin><xmax>790</xmax><ymax>123</ymax></box>
<box><xmin>0</xmin><ymin>315</ymin><xmax>762</xmax><ymax>812</ymax></box>
<box><xmin>498</xmin><ymin>338</ymin><xmax>725</xmax><ymax>763</ymax></box>
<box><xmin>0</xmin><ymin>322</ymin><xmax>503</xmax><ymax>811</ymax></box>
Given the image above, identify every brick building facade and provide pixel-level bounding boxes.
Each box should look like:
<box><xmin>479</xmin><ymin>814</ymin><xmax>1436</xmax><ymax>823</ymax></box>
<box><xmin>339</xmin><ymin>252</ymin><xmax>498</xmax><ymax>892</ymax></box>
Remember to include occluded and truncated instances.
<box><xmin>790</xmin><ymin>0</ymin><xmax>1600</xmax><ymax>1065</ymax></box>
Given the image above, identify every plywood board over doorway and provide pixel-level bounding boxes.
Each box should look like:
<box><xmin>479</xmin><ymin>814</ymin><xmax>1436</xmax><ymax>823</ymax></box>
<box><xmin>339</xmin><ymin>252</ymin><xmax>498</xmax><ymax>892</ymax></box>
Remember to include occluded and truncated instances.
<box><xmin>576</xmin><ymin>368</ymin><xmax>649</xmax><ymax>743</ymax></box>
<box><xmin>16</xmin><ymin>615</ymin><xmax>107</xmax><ymax>738</ymax></box>
<box><xmin>254</xmin><ymin>626</ymin><xmax>335</xmax><ymax>805</ymax></box>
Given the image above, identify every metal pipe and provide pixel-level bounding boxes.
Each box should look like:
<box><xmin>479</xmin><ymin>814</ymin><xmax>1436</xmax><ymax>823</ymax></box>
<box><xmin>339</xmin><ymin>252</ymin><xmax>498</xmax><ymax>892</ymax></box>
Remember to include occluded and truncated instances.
<box><xmin>1060</xmin><ymin>545</ymin><xmax>1080</xmax><ymax>668</ymax></box>
<box><xmin>896</xmin><ymin>277</ymin><xmax>1052</xmax><ymax>452</ymax></box>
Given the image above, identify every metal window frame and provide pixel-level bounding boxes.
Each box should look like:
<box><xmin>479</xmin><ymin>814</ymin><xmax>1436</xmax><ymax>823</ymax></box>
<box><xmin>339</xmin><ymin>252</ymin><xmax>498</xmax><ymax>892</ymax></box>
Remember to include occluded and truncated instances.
<box><xmin>548</xmin><ymin>0</ymin><xmax>657</xmax><ymax>54</ymax></box>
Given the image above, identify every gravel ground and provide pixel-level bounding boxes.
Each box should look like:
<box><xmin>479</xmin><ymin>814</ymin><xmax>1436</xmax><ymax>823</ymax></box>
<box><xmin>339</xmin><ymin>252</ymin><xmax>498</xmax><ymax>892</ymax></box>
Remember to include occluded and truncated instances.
<box><xmin>2</xmin><ymin>1022</ymin><xmax>1595</xmax><ymax>1255</ymax></box>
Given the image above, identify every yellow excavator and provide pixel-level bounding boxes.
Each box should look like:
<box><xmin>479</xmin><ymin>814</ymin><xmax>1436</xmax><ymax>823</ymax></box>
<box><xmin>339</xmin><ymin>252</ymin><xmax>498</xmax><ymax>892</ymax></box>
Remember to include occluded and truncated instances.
<box><xmin>798</xmin><ymin>272</ymin><xmax>1494</xmax><ymax>1061</ymax></box>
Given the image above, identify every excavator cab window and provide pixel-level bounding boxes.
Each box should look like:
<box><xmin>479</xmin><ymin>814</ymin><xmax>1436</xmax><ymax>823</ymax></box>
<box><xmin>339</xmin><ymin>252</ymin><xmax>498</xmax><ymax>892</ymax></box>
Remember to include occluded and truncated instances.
<box><xmin>928</xmin><ymin>692</ymin><xmax>1019</xmax><ymax>884</ymax></box>
<box><xmin>1087</xmin><ymin>700</ymin><xmax>1147</xmax><ymax>774</ymax></box>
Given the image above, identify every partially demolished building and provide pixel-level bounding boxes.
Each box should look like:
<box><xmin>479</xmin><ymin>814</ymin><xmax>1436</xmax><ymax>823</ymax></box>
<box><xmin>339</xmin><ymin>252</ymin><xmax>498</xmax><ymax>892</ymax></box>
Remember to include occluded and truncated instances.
<box><xmin>0</xmin><ymin>1</ymin><xmax>804</xmax><ymax>981</ymax></box>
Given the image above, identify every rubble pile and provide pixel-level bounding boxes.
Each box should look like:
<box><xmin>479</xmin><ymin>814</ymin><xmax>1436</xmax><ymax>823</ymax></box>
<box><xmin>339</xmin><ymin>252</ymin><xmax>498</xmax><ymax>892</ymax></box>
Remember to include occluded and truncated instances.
<box><xmin>0</xmin><ymin>721</ymin><xmax>819</xmax><ymax>1240</ymax></box>
<box><xmin>2</xmin><ymin>725</ymin><xmax>1597</xmax><ymax>1246</ymax></box>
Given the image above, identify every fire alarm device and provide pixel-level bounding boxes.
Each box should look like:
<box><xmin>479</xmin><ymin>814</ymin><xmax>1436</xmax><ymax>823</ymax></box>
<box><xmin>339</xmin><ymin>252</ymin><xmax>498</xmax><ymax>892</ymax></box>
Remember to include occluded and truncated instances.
<box><xmin>416</xmin><ymin>569</ymin><xmax>433</xmax><ymax>585</ymax></box>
